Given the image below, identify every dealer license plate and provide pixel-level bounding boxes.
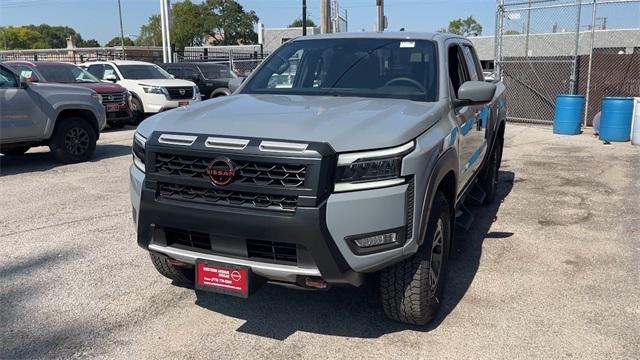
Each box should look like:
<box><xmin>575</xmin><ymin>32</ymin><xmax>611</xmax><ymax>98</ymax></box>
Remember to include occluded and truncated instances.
<box><xmin>195</xmin><ymin>260</ymin><xmax>251</xmax><ymax>298</ymax></box>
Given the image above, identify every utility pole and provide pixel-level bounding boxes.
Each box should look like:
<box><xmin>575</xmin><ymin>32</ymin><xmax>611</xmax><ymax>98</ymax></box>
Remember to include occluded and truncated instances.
<box><xmin>320</xmin><ymin>0</ymin><xmax>331</xmax><ymax>34</ymax></box>
<box><xmin>376</xmin><ymin>0</ymin><xmax>385</xmax><ymax>32</ymax></box>
<box><xmin>117</xmin><ymin>0</ymin><xmax>126</xmax><ymax>59</ymax></box>
<box><xmin>302</xmin><ymin>0</ymin><xmax>307</xmax><ymax>36</ymax></box>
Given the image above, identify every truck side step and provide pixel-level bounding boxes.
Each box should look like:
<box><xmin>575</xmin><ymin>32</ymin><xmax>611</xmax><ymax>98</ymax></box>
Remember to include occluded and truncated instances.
<box><xmin>467</xmin><ymin>184</ymin><xmax>487</xmax><ymax>206</ymax></box>
<box><xmin>455</xmin><ymin>204</ymin><xmax>474</xmax><ymax>231</ymax></box>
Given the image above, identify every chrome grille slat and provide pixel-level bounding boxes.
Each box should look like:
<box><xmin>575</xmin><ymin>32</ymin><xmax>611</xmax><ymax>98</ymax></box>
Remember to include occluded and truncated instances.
<box><xmin>101</xmin><ymin>92</ymin><xmax>127</xmax><ymax>104</ymax></box>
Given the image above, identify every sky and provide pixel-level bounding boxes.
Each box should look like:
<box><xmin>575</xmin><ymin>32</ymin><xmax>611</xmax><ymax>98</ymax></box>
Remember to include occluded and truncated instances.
<box><xmin>0</xmin><ymin>0</ymin><xmax>498</xmax><ymax>45</ymax></box>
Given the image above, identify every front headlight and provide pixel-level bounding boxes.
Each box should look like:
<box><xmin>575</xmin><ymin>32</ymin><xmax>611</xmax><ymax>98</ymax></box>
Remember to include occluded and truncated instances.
<box><xmin>91</xmin><ymin>93</ymin><xmax>103</xmax><ymax>104</ymax></box>
<box><xmin>193</xmin><ymin>86</ymin><xmax>200</xmax><ymax>97</ymax></box>
<box><xmin>334</xmin><ymin>141</ymin><xmax>414</xmax><ymax>192</ymax></box>
<box><xmin>133</xmin><ymin>132</ymin><xmax>146</xmax><ymax>172</ymax></box>
<box><xmin>141</xmin><ymin>85</ymin><xmax>167</xmax><ymax>95</ymax></box>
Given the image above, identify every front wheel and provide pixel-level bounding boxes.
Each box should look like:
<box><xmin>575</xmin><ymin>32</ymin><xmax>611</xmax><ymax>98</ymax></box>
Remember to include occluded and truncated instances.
<box><xmin>149</xmin><ymin>252</ymin><xmax>194</xmax><ymax>285</ymax></box>
<box><xmin>380</xmin><ymin>192</ymin><xmax>451</xmax><ymax>325</ymax></box>
<box><xmin>130</xmin><ymin>97</ymin><xmax>145</xmax><ymax>125</ymax></box>
<box><xmin>49</xmin><ymin>117</ymin><xmax>97</xmax><ymax>163</ymax></box>
<box><xmin>480</xmin><ymin>138</ymin><xmax>503</xmax><ymax>204</ymax></box>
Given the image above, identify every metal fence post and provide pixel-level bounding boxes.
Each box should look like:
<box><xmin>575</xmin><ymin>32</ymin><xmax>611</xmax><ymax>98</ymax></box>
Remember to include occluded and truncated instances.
<box><xmin>570</xmin><ymin>0</ymin><xmax>582</xmax><ymax>94</ymax></box>
<box><xmin>495</xmin><ymin>0</ymin><xmax>505</xmax><ymax>80</ymax></box>
<box><xmin>584</xmin><ymin>0</ymin><xmax>598</xmax><ymax>127</ymax></box>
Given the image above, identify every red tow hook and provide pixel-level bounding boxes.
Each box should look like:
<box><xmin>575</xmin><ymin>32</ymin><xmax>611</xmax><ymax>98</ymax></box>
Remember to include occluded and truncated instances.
<box><xmin>305</xmin><ymin>277</ymin><xmax>328</xmax><ymax>289</ymax></box>
<box><xmin>168</xmin><ymin>258</ymin><xmax>190</xmax><ymax>267</ymax></box>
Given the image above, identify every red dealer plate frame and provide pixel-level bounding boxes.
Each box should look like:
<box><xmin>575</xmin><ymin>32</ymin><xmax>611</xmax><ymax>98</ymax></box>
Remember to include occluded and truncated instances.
<box><xmin>195</xmin><ymin>260</ymin><xmax>251</xmax><ymax>298</ymax></box>
<box><xmin>178</xmin><ymin>101</ymin><xmax>189</xmax><ymax>107</ymax></box>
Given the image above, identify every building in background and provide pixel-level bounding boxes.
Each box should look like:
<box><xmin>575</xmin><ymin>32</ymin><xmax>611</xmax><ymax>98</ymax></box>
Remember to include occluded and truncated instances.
<box><xmin>260</xmin><ymin>27</ymin><xmax>320</xmax><ymax>54</ymax></box>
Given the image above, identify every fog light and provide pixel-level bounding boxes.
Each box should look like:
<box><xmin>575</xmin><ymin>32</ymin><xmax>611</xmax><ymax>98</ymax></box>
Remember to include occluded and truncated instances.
<box><xmin>353</xmin><ymin>233</ymin><xmax>397</xmax><ymax>248</ymax></box>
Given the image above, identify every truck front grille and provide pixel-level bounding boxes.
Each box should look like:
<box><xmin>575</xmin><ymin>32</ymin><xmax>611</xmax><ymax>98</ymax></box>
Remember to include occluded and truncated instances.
<box><xmin>158</xmin><ymin>182</ymin><xmax>298</xmax><ymax>211</ymax></box>
<box><xmin>163</xmin><ymin>227</ymin><xmax>298</xmax><ymax>265</ymax></box>
<box><xmin>165</xmin><ymin>228</ymin><xmax>210</xmax><ymax>250</ymax></box>
<box><xmin>247</xmin><ymin>240</ymin><xmax>297</xmax><ymax>264</ymax></box>
<box><xmin>101</xmin><ymin>92</ymin><xmax>127</xmax><ymax>104</ymax></box>
<box><xmin>166</xmin><ymin>87</ymin><xmax>193</xmax><ymax>100</ymax></box>
<box><xmin>155</xmin><ymin>153</ymin><xmax>307</xmax><ymax>189</ymax></box>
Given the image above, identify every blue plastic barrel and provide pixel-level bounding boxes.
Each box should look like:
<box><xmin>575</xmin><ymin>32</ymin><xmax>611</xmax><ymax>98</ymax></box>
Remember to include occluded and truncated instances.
<box><xmin>599</xmin><ymin>97</ymin><xmax>634</xmax><ymax>142</ymax></box>
<box><xmin>554</xmin><ymin>95</ymin><xmax>585</xmax><ymax>135</ymax></box>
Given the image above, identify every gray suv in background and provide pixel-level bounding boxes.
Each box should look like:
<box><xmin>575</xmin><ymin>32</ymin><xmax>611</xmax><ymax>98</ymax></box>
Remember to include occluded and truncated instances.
<box><xmin>130</xmin><ymin>33</ymin><xmax>506</xmax><ymax>325</ymax></box>
<box><xmin>0</xmin><ymin>64</ymin><xmax>106</xmax><ymax>163</ymax></box>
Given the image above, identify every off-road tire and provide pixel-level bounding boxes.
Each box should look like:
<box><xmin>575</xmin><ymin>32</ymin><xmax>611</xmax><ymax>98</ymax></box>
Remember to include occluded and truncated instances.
<box><xmin>480</xmin><ymin>137</ymin><xmax>503</xmax><ymax>204</ymax></box>
<box><xmin>380</xmin><ymin>192</ymin><xmax>451</xmax><ymax>325</ymax></box>
<box><xmin>149</xmin><ymin>252</ymin><xmax>195</xmax><ymax>284</ymax></box>
<box><xmin>2</xmin><ymin>146</ymin><xmax>31</xmax><ymax>156</ymax></box>
<box><xmin>130</xmin><ymin>97</ymin><xmax>145</xmax><ymax>125</ymax></box>
<box><xmin>49</xmin><ymin>117</ymin><xmax>97</xmax><ymax>164</ymax></box>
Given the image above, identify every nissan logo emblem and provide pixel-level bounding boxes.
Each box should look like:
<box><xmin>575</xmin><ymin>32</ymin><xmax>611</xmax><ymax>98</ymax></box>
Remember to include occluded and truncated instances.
<box><xmin>179</xmin><ymin>89</ymin><xmax>186</xmax><ymax>96</ymax></box>
<box><xmin>207</xmin><ymin>157</ymin><xmax>237</xmax><ymax>186</ymax></box>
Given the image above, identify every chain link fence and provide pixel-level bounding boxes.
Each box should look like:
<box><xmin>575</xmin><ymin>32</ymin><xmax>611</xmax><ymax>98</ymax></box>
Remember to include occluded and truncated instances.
<box><xmin>496</xmin><ymin>0</ymin><xmax>640</xmax><ymax>125</ymax></box>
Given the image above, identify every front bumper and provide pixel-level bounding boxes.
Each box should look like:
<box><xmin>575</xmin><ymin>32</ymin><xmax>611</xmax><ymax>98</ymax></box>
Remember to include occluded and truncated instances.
<box><xmin>144</xmin><ymin>97</ymin><xmax>200</xmax><ymax>113</ymax></box>
<box><xmin>129</xmin><ymin>164</ymin><xmax>413</xmax><ymax>286</ymax></box>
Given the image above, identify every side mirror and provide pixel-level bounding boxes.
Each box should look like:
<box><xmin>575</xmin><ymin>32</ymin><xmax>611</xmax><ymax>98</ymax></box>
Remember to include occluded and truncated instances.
<box><xmin>228</xmin><ymin>76</ymin><xmax>246</xmax><ymax>93</ymax></box>
<box><xmin>104</xmin><ymin>74</ymin><xmax>117</xmax><ymax>82</ymax></box>
<box><xmin>455</xmin><ymin>81</ymin><xmax>496</xmax><ymax>107</ymax></box>
<box><xmin>18</xmin><ymin>76</ymin><xmax>29</xmax><ymax>89</ymax></box>
<box><xmin>191</xmin><ymin>75</ymin><xmax>200</xmax><ymax>83</ymax></box>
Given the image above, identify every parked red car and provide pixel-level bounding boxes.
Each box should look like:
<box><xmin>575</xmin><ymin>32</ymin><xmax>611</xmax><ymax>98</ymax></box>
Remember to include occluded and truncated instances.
<box><xmin>4</xmin><ymin>61</ymin><xmax>133</xmax><ymax>128</ymax></box>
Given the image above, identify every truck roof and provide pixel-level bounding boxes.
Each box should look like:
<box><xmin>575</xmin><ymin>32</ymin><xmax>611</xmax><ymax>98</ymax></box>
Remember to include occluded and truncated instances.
<box><xmin>293</xmin><ymin>31</ymin><xmax>467</xmax><ymax>42</ymax></box>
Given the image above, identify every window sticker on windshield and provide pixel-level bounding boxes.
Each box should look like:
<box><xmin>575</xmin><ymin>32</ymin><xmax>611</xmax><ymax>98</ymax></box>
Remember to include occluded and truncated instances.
<box><xmin>400</xmin><ymin>41</ymin><xmax>415</xmax><ymax>48</ymax></box>
<box><xmin>21</xmin><ymin>70</ymin><xmax>33</xmax><ymax>78</ymax></box>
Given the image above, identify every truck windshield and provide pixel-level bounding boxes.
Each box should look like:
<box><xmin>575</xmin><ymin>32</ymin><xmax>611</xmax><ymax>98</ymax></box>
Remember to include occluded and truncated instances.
<box><xmin>37</xmin><ymin>64</ymin><xmax>101</xmax><ymax>83</ymax></box>
<box><xmin>118</xmin><ymin>64</ymin><xmax>172</xmax><ymax>80</ymax></box>
<box><xmin>243</xmin><ymin>38</ymin><xmax>438</xmax><ymax>102</ymax></box>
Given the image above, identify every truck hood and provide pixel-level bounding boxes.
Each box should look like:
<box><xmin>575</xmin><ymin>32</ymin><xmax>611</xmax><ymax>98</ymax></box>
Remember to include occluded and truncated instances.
<box><xmin>73</xmin><ymin>82</ymin><xmax>127</xmax><ymax>94</ymax></box>
<box><xmin>125</xmin><ymin>79</ymin><xmax>196</xmax><ymax>87</ymax></box>
<box><xmin>139</xmin><ymin>94</ymin><xmax>444</xmax><ymax>152</ymax></box>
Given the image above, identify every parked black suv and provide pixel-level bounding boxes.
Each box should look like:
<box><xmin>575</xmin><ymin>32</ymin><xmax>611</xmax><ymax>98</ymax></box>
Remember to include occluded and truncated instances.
<box><xmin>161</xmin><ymin>62</ymin><xmax>237</xmax><ymax>100</ymax></box>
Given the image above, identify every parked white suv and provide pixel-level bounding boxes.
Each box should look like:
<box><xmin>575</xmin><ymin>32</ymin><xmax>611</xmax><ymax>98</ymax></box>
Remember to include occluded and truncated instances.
<box><xmin>83</xmin><ymin>60</ymin><xmax>200</xmax><ymax>123</ymax></box>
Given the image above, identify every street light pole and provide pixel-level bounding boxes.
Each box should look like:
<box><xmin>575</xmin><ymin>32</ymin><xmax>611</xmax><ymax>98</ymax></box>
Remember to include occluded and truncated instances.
<box><xmin>302</xmin><ymin>0</ymin><xmax>307</xmax><ymax>36</ymax></box>
<box><xmin>117</xmin><ymin>0</ymin><xmax>126</xmax><ymax>60</ymax></box>
<box><xmin>376</xmin><ymin>0</ymin><xmax>385</xmax><ymax>32</ymax></box>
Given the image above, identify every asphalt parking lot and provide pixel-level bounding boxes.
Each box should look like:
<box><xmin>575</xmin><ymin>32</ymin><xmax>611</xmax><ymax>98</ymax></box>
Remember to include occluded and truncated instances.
<box><xmin>1</xmin><ymin>124</ymin><xmax>638</xmax><ymax>359</ymax></box>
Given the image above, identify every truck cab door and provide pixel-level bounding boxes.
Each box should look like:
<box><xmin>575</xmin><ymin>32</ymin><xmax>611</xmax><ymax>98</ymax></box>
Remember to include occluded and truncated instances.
<box><xmin>0</xmin><ymin>65</ymin><xmax>46</xmax><ymax>142</ymax></box>
<box><xmin>447</xmin><ymin>44</ymin><xmax>487</xmax><ymax>192</ymax></box>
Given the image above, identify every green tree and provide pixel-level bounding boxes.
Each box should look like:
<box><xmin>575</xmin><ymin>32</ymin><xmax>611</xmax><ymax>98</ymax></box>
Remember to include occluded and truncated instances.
<box><xmin>105</xmin><ymin>36</ymin><xmax>135</xmax><ymax>47</ymax></box>
<box><xmin>172</xmin><ymin>0</ymin><xmax>208</xmax><ymax>48</ymax></box>
<box><xmin>2</xmin><ymin>26</ymin><xmax>48</xmax><ymax>49</ymax></box>
<box><xmin>288</xmin><ymin>18</ymin><xmax>316</xmax><ymax>28</ymax></box>
<box><xmin>203</xmin><ymin>0</ymin><xmax>259</xmax><ymax>45</ymax></box>
<box><xmin>136</xmin><ymin>15</ymin><xmax>162</xmax><ymax>46</ymax></box>
<box><xmin>439</xmin><ymin>16</ymin><xmax>483</xmax><ymax>37</ymax></box>
<box><xmin>504</xmin><ymin>30</ymin><xmax>521</xmax><ymax>35</ymax></box>
<box><xmin>79</xmin><ymin>39</ymin><xmax>101</xmax><ymax>47</ymax></box>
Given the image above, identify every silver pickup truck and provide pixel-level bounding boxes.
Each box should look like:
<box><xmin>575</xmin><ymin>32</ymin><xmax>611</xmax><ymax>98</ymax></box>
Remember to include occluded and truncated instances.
<box><xmin>130</xmin><ymin>32</ymin><xmax>506</xmax><ymax>325</ymax></box>
<box><xmin>0</xmin><ymin>64</ymin><xmax>106</xmax><ymax>163</ymax></box>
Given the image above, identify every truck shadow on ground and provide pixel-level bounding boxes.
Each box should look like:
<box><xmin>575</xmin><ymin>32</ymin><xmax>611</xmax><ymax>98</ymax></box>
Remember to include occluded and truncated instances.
<box><xmin>195</xmin><ymin>171</ymin><xmax>515</xmax><ymax>340</ymax></box>
<box><xmin>0</xmin><ymin>144</ymin><xmax>131</xmax><ymax>176</ymax></box>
